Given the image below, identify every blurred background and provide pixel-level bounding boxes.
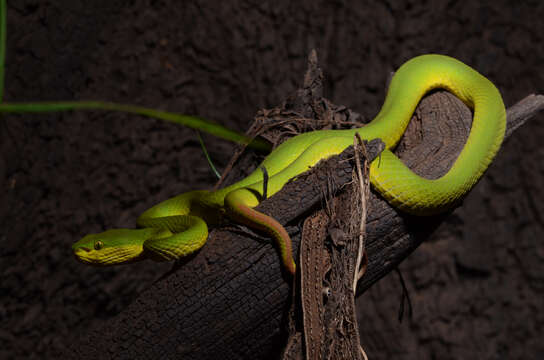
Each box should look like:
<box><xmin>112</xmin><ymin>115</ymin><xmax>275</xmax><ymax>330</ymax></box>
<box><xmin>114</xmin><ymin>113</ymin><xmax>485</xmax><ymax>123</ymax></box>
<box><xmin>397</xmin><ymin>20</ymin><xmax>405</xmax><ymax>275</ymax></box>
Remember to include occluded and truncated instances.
<box><xmin>1</xmin><ymin>0</ymin><xmax>542</xmax><ymax>359</ymax></box>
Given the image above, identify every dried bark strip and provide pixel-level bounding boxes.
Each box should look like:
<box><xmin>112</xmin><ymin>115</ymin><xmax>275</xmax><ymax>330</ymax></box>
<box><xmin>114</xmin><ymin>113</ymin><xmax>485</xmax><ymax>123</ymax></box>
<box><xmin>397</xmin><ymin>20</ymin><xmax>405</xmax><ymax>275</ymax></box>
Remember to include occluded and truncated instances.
<box><xmin>299</xmin><ymin>211</ymin><xmax>331</xmax><ymax>360</ymax></box>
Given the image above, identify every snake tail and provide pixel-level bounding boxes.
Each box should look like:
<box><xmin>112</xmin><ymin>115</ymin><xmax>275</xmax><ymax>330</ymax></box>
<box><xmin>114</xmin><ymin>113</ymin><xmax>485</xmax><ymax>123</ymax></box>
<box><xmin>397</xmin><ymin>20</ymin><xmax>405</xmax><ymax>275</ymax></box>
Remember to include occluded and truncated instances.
<box><xmin>224</xmin><ymin>188</ymin><xmax>296</xmax><ymax>275</ymax></box>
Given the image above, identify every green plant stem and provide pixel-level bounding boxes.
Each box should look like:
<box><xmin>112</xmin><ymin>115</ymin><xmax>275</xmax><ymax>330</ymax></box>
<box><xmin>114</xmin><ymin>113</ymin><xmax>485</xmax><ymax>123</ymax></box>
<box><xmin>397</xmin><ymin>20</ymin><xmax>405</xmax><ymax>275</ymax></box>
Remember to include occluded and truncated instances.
<box><xmin>0</xmin><ymin>0</ymin><xmax>7</xmax><ymax>102</ymax></box>
<box><xmin>197</xmin><ymin>131</ymin><xmax>221</xmax><ymax>179</ymax></box>
<box><xmin>0</xmin><ymin>101</ymin><xmax>271</xmax><ymax>151</ymax></box>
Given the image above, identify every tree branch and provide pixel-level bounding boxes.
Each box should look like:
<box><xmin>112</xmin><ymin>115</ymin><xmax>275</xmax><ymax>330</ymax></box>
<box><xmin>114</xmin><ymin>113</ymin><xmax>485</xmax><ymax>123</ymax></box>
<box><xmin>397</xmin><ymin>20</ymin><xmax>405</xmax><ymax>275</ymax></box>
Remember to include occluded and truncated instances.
<box><xmin>66</xmin><ymin>53</ymin><xmax>544</xmax><ymax>359</ymax></box>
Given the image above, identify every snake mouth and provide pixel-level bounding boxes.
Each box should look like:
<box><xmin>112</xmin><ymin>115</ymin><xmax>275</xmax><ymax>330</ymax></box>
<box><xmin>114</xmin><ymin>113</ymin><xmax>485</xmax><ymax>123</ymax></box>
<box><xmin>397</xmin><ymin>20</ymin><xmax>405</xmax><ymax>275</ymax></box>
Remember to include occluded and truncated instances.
<box><xmin>72</xmin><ymin>247</ymin><xmax>99</xmax><ymax>264</ymax></box>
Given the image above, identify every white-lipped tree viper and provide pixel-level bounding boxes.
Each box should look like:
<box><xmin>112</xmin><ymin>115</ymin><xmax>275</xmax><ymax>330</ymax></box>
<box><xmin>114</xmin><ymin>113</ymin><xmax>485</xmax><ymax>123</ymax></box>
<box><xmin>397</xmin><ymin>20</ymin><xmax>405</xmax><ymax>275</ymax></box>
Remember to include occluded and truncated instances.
<box><xmin>72</xmin><ymin>54</ymin><xmax>506</xmax><ymax>275</ymax></box>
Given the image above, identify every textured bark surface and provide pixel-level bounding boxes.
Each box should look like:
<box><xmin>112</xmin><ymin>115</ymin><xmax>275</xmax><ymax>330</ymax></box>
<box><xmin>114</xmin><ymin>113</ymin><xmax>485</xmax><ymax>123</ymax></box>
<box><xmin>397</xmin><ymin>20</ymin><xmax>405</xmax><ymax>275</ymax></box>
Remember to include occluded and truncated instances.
<box><xmin>2</xmin><ymin>1</ymin><xmax>544</xmax><ymax>359</ymax></box>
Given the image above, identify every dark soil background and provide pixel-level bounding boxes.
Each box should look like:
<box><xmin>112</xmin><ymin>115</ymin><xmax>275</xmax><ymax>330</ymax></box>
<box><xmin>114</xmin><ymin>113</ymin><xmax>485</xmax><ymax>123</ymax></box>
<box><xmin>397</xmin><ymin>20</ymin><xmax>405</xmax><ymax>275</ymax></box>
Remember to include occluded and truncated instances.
<box><xmin>1</xmin><ymin>1</ymin><xmax>543</xmax><ymax>359</ymax></box>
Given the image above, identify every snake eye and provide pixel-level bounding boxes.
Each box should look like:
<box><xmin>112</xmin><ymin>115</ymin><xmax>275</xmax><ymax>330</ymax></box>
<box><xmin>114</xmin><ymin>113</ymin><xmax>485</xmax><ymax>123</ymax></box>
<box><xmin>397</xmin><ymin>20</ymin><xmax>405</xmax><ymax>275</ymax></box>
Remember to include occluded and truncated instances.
<box><xmin>94</xmin><ymin>240</ymin><xmax>104</xmax><ymax>250</ymax></box>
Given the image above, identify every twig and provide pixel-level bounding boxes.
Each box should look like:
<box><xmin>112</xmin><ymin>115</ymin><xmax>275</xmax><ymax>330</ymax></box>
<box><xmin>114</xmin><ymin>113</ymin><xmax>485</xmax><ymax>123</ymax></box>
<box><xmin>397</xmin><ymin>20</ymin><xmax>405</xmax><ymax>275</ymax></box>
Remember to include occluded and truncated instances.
<box><xmin>505</xmin><ymin>94</ymin><xmax>544</xmax><ymax>138</ymax></box>
<box><xmin>359</xmin><ymin>345</ymin><xmax>369</xmax><ymax>360</ymax></box>
<box><xmin>352</xmin><ymin>133</ymin><xmax>370</xmax><ymax>294</ymax></box>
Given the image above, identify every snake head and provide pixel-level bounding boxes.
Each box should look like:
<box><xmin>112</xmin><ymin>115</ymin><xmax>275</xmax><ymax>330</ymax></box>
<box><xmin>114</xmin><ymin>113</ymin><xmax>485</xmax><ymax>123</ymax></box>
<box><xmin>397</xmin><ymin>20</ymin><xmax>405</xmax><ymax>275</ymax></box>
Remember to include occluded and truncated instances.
<box><xmin>72</xmin><ymin>228</ymin><xmax>154</xmax><ymax>265</ymax></box>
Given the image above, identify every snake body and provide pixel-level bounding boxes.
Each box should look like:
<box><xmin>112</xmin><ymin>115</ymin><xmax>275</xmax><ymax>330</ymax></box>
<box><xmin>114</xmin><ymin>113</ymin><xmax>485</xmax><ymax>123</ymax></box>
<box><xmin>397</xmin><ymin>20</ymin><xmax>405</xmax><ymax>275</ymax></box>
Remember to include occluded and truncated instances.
<box><xmin>72</xmin><ymin>54</ymin><xmax>506</xmax><ymax>274</ymax></box>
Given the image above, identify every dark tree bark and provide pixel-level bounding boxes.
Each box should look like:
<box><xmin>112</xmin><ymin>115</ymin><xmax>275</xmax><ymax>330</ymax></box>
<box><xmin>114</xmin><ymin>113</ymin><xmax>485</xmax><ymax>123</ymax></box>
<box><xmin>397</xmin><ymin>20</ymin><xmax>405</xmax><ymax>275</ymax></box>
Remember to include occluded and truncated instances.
<box><xmin>66</xmin><ymin>54</ymin><xmax>544</xmax><ymax>360</ymax></box>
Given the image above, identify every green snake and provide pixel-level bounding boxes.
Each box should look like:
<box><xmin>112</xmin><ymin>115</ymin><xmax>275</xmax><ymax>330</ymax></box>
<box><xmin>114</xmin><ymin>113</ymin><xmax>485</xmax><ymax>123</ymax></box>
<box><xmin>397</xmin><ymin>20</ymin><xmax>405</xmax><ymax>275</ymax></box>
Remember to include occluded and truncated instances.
<box><xmin>72</xmin><ymin>54</ymin><xmax>506</xmax><ymax>274</ymax></box>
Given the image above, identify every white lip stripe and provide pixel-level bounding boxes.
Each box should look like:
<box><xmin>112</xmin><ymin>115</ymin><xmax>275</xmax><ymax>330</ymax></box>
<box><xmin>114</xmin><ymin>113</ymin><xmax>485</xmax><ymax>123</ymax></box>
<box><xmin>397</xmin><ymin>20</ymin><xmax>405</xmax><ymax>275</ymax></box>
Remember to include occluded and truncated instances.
<box><xmin>75</xmin><ymin>247</ymin><xmax>139</xmax><ymax>264</ymax></box>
